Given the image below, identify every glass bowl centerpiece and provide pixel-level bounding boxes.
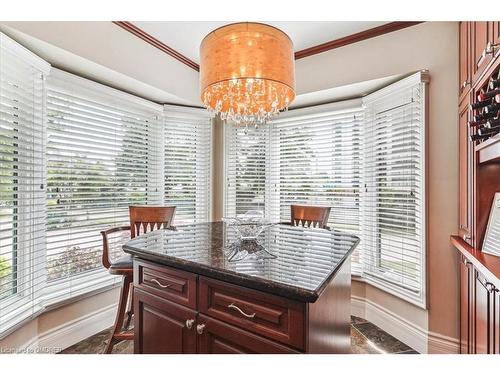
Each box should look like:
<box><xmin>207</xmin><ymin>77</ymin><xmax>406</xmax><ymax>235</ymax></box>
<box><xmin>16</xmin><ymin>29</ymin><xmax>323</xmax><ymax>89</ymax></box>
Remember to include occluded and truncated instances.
<box><xmin>222</xmin><ymin>212</ymin><xmax>276</xmax><ymax>262</ymax></box>
<box><xmin>222</xmin><ymin>212</ymin><xmax>273</xmax><ymax>241</ymax></box>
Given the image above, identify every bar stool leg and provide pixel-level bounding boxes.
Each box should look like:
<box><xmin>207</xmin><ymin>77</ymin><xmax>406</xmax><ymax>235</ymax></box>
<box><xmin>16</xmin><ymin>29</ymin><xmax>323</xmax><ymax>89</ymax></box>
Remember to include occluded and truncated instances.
<box><xmin>124</xmin><ymin>284</ymin><xmax>134</xmax><ymax>330</ymax></box>
<box><xmin>105</xmin><ymin>274</ymin><xmax>132</xmax><ymax>354</ymax></box>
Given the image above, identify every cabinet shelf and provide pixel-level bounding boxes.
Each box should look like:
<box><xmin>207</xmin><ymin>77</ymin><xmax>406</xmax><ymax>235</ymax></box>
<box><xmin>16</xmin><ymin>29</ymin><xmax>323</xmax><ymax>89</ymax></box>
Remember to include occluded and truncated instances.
<box><xmin>451</xmin><ymin>235</ymin><xmax>500</xmax><ymax>289</ymax></box>
<box><xmin>476</xmin><ymin>133</ymin><xmax>500</xmax><ymax>164</ymax></box>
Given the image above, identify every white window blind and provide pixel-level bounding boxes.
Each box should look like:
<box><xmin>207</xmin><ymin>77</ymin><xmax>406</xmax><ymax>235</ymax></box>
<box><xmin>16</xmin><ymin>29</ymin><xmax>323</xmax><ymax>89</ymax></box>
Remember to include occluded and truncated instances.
<box><xmin>269</xmin><ymin>103</ymin><xmax>364</xmax><ymax>272</ymax></box>
<box><xmin>0</xmin><ymin>33</ymin><xmax>50</xmax><ymax>333</ymax></box>
<box><xmin>45</xmin><ymin>69</ymin><xmax>163</xmax><ymax>301</ymax></box>
<box><xmin>362</xmin><ymin>72</ymin><xmax>427</xmax><ymax>306</ymax></box>
<box><xmin>224</xmin><ymin>123</ymin><xmax>270</xmax><ymax>218</ymax></box>
<box><xmin>164</xmin><ymin>106</ymin><xmax>212</xmax><ymax>224</ymax></box>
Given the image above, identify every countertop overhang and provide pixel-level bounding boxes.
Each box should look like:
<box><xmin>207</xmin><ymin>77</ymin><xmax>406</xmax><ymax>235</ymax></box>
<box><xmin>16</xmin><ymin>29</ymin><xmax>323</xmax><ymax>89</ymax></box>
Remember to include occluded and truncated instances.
<box><xmin>123</xmin><ymin>222</ymin><xmax>359</xmax><ymax>303</ymax></box>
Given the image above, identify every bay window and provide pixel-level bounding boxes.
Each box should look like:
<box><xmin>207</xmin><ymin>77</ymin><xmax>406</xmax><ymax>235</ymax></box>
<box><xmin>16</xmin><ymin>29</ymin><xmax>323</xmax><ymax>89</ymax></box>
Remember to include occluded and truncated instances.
<box><xmin>225</xmin><ymin>72</ymin><xmax>428</xmax><ymax>306</ymax></box>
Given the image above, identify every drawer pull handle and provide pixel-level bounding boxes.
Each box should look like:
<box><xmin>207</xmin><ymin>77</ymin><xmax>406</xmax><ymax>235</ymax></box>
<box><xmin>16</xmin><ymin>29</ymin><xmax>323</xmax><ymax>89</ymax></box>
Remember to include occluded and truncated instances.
<box><xmin>196</xmin><ymin>324</ymin><xmax>205</xmax><ymax>335</ymax></box>
<box><xmin>185</xmin><ymin>319</ymin><xmax>195</xmax><ymax>330</ymax></box>
<box><xmin>150</xmin><ymin>278</ymin><xmax>172</xmax><ymax>289</ymax></box>
<box><xmin>228</xmin><ymin>303</ymin><xmax>256</xmax><ymax>318</ymax></box>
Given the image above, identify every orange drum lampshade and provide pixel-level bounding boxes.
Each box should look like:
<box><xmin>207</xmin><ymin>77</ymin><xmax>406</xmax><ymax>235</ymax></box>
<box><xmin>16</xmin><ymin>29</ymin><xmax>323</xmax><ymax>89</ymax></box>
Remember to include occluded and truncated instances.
<box><xmin>200</xmin><ymin>22</ymin><xmax>295</xmax><ymax>125</ymax></box>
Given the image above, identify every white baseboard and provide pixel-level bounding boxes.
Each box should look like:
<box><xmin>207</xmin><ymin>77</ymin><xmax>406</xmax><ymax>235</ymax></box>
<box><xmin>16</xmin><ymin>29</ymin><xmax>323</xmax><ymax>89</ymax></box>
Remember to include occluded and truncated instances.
<box><xmin>23</xmin><ymin>303</ymin><xmax>117</xmax><ymax>353</ymax></box>
<box><xmin>428</xmin><ymin>331</ymin><xmax>460</xmax><ymax>354</ymax></box>
<box><xmin>351</xmin><ymin>295</ymin><xmax>428</xmax><ymax>353</ymax></box>
<box><xmin>351</xmin><ymin>296</ymin><xmax>459</xmax><ymax>354</ymax></box>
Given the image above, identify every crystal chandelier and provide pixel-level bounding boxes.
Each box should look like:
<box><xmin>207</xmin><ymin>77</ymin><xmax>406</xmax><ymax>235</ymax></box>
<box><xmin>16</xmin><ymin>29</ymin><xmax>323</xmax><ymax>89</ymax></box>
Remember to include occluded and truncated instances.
<box><xmin>200</xmin><ymin>22</ymin><xmax>296</xmax><ymax>126</ymax></box>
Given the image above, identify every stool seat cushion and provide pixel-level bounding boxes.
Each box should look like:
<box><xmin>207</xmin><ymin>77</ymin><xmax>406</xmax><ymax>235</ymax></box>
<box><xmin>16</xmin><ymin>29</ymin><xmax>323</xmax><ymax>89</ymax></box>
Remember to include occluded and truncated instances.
<box><xmin>109</xmin><ymin>254</ymin><xmax>133</xmax><ymax>273</ymax></box>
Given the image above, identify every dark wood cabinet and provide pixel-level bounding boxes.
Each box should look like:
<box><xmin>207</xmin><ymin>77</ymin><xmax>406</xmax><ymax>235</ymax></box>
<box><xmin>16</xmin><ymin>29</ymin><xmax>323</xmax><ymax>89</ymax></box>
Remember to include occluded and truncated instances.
<box><xmin>453</xmin><ymin>22</ymin><xmax>500</xmax><ymax>354</ymax></box>
<box><xmin>133</xmin><ymin>258</ymin><xmax>351</xmax><ymax>354</ymax></box>
<box><xmin>452</xmin><ymin>236</ymin><xmax>500</xmax><ymax>354</ymax></box>
<box><xmin>197</xmin><ymin>315</ymin><xmax>299</xmax><ymax>354</ymax></box>
<box><xmin>134</xmin><ymin>288</ymin><xmax>197</xmax><ymax>354</ymax></box>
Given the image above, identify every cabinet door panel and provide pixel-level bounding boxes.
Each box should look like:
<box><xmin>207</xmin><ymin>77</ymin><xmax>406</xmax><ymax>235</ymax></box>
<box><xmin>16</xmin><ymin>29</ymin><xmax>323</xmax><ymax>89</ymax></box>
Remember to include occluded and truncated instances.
<box><xmin>475</xmin><ymin>271</ymin><xmax>490</xmax><ymax>354</ymax></box>
<box><xmin>459</xmin><ymin>22</ymin><xmax>470</xmax><ymax>98</ymax></box>
<box><xmin>472</xmin><ymin>22</ymin><xmax>492</xmax><ymax>82</ymax></box>
<box><xmin>197</xmin><ymin>315</ymin><xmax>299</xmax><ymax>354</ymax></box>
<box><xmin>134</xmin><ymin>288</ymin><xmax>196</xmax><ymax>354</ymax></box>
<box><xmin>460</xmin><ymin>256</ymin><xmax>473</xmax><ymax>353</ymax></box>
<box><xmin>459</xmin><ymin>96</ymin><xmax>473</xmax><ymax>243</ymax></box>
<box><xmin>493</xmin><ymin>289</ymin><xmax>500</xmax><ymax>354</ymax></box>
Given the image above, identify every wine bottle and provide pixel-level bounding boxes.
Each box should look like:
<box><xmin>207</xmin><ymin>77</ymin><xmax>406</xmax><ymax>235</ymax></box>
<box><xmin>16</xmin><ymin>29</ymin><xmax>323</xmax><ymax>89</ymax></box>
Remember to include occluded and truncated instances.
<box><xmin>478</xmin><ymin>88</ymin><xmax>500</xmax><ymax>101</ymax></box>
<box><xmin>478</xmin><ymin>126</ymin><xmax>500</xmax><ymax>136</ymax></box>
<box><xmin>490</xmin><ymin>78</ymin><xmax>500</xmax><ymax>90</ymax></box>
<box><xmin>468</xmin><ymin>119</ymin><xmax>487</xmax><ymax>127</ymax></box>
<box><xmin>474</xmin><ymin>111</ymin><xmax>497</xmax><ymax>122</ymax></box>
<box><xmin>485</xmin><ymin>102</ymin><xmax>500</xmax><ymax>114</ymax></box>
<box><xmin>470</xmin><ymin>133</ymin><xmax>491</xmax><ymax>142</ymax></box>
<box><xmin>469</xmin><ymin>99</ymin><xmax>492</xmax><ymax>110</ymax></box>
<box><xmin>486</xmin><ymin>118</ymin><xmax>500</xmax><ymax>128</ymax></box>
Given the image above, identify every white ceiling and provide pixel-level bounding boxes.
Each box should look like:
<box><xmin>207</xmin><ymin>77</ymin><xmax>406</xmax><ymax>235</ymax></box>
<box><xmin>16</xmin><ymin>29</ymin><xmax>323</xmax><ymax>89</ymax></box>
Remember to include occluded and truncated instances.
<box><xmin>132</xmin><ymin>21</ymin><xmax>388</xmax><ymax>63</ymax></box>
<box><xmin>0</xmin><ymin>21</ymin><xmax>405</xmax><ymax>109</ymax></box>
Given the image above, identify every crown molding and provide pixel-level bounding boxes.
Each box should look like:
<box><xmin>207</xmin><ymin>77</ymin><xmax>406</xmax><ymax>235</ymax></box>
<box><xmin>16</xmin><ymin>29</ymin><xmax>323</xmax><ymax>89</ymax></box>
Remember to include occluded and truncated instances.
<box><xmin>113</xmin><ymin>21</ymin><xmax>423</xmax><ymax>72</ymax></box>
<box><xmin>113</xmin><ymin>21</ymin><xmax>200</xmax><ymax>71</ymax></box>
<box><xmin>294</xmin><ymin>22</ymin><xmax>423</xmax><ymax>60</ymax></box>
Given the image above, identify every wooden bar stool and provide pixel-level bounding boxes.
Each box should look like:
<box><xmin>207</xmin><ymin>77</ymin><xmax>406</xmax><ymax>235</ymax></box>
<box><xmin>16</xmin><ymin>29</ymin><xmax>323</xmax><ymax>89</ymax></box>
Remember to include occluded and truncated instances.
<box><xmin>100</xmin><ymin>205</ymin><xmax>176</xmax><ymax>354</ymax></box>
<box><xmin>290</xmin><ymin>204</ymin><xmax>331</xmax><ymax>229</ymax></box>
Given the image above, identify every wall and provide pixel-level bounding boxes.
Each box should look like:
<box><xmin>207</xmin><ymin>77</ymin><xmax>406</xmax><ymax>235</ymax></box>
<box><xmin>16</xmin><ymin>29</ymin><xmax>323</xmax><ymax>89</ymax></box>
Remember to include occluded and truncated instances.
<box><xmin>294</xmin><ymin>21</ymin><xmax>459</xmax><ymax>350</ymax></box>
<box><xmin>0</xmin><ymin>287</ymin><xmax>119</xmax><ymax>352</ymax></box>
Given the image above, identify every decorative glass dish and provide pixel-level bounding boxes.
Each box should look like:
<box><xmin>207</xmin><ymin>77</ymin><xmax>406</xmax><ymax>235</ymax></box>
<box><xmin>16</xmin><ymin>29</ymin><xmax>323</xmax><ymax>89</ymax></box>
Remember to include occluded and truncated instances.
<box><xmin>222</xmin><ymin>215</ymin><xmax>273</xmax><ymax>241</ymax></box>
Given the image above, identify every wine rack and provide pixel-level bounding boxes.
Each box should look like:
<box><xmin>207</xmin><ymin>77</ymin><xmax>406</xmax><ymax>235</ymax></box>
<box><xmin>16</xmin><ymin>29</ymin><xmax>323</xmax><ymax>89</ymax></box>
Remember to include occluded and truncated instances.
<box><xmin>469</xmin><ymin>68</ymin><xmax>500</xmax><ymax>144</ymax></box>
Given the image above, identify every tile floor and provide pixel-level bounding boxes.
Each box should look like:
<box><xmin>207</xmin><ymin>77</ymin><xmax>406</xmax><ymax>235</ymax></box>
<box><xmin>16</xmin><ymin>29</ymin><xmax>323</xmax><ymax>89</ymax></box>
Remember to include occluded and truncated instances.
<box><xmin>60</xmin><ymin>316</ymin><xmax>418</xmax><ymax>354</ymax></box>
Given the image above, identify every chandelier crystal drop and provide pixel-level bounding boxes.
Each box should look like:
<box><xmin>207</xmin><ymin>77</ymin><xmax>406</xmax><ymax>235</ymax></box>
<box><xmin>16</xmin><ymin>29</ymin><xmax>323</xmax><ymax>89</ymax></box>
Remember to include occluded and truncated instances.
<box><xmin>200</xmin><ymin>22</ymin><xmax>296</xmax><ymax>126</ymax></box>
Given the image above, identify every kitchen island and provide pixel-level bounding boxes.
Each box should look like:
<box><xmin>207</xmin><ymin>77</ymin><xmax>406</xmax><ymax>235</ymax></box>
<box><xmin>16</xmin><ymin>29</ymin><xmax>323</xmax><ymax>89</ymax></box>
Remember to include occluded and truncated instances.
<box><xmin>123</xmin><ymin>222</ymin><xmax>359</xmax><ymax>354</ymax></box>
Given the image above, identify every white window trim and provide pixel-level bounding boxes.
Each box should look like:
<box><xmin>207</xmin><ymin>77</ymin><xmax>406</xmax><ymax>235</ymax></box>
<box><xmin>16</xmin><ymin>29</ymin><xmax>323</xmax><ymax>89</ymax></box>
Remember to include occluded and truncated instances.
<box><xmin>361</xmin><ymin>71</ymin><xmax>429</xmax><ymax>308</ymax></box>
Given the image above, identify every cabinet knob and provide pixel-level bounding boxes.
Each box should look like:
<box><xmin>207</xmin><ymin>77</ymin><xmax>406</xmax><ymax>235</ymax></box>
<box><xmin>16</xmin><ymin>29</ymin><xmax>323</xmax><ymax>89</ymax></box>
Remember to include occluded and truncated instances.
<box><xmin>461</xmin><ymin>80</ymin><xmax>470</xmax><ymax>89</ymax></box>
<box><xmin>185</xmin><ymin>319</ymin><xmax>195</xmax><ymax>330</ymax></box>
<box><xmin>196</xmin><ymin>324</ymin><xmax>206</xmax><ymax>335</ymax></box>
<box><xmin>463</xmin><ymin>234</ymin><xmax>471</xmax><ymax>241</ymax></box>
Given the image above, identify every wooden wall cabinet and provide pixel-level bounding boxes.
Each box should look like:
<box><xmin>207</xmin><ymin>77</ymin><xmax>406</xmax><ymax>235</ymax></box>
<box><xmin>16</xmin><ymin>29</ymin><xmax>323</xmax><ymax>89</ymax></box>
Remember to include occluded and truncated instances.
<box><xmin>453</xmin><ymin>23</ymin><xmax>500</xmax><ymax>353</ymax></box>
<box><xmin>455</xmin><ymin>242</ymin><xmax>500</xmax><ymax>354</ymax></box>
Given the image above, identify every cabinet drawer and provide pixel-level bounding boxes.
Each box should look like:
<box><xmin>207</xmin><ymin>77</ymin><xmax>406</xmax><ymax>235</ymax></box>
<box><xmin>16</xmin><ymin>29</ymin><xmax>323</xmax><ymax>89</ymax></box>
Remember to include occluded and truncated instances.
<box><xmin>134</xmin><ymin>260</ymin><xmax>197</xmax><ymax>309</ymax></box>
<box><xmin>198</xmin><ymin>314</ymin><xmax>299</xmax><ymax>354</ymax></box>
<box><xmin>199</xmin><ymin>277</ymin><xmax>305</xmax><ymax>350</ymax></box>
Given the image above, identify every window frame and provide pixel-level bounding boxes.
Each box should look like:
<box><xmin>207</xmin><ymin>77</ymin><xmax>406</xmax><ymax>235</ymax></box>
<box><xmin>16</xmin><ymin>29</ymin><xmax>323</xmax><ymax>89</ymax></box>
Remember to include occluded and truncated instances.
<box><xmin>42</xmin><ymin>68</ymin><xmax>164</xmax><ymax>305</ymax></box>
<box><xmin>361</xmin><ymin>72</ymin><xmax>428</xmax><ymax>308</ymax></box>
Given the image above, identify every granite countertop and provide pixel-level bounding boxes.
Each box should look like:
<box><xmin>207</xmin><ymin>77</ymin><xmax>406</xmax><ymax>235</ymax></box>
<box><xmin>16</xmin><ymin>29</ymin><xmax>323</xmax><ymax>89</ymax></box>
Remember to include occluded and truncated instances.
<box><xmin>123</xmin><ymin>222</ymin><xmax>359</xmax><ymax>302</ymax></box>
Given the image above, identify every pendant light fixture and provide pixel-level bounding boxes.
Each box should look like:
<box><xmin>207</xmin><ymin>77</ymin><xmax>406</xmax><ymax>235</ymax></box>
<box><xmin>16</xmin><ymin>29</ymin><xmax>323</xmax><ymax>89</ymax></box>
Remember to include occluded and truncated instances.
<box><xmin>200</xmin><ymin>22</ymin><xmax>295</xmax><ymax>125</ymax></box>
